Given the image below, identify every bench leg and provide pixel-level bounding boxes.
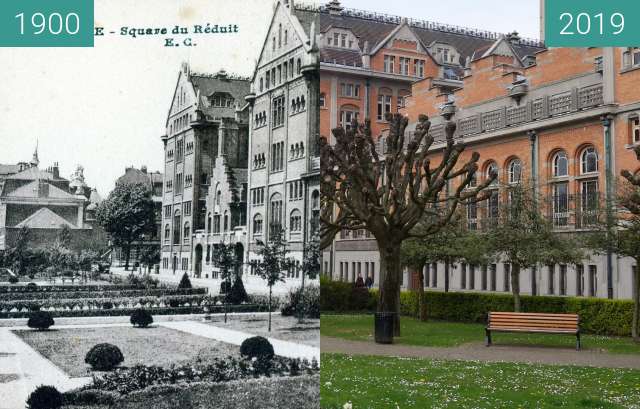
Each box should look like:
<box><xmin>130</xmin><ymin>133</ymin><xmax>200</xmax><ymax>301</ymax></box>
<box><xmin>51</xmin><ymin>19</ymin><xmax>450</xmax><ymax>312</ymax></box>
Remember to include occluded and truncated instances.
<box><xmin>576</xmin><ymin>332</ymin><xmax>581</xmax><ymax>351</ymax></box>
<box><xmin>485</xmin><ymin>329</ymin><xmax>492</xmax><ymax>347</ymax></box>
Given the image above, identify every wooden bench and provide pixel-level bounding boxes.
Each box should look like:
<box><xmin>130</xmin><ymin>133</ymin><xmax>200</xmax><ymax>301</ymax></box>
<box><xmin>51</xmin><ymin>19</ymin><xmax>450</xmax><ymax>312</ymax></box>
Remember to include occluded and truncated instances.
<box><xmin>486</xmin><ymin>312</ymin><xmax>581</xmax><ymax>350</ymax></box>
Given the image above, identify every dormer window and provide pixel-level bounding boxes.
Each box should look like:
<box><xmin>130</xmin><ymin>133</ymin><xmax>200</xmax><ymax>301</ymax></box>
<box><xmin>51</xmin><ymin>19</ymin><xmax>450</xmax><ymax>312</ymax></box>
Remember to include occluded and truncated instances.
<box><xmin>210</xmin><ymin>92</ymin><xmax>234</xmax><ymax>108</ymax></box>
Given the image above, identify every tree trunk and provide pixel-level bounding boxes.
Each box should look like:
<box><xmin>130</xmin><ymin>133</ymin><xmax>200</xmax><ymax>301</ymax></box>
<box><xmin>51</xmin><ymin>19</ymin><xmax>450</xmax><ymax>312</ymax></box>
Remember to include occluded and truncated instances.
<box><xmin>416</xmin><ymin>266</ymin><xmax>427</xmax><ymax>321</ymax></box>
<box><xmin>378</xmin><ymin>242</ymin><xmax>402</xmax><ymax>337</ymax></box>
<box><xmin>124</xmin><ymin>245</ymin><xmax>131</xmax><ymax>271</ymax></box>
<box><xmin>444</xmin><ymin>260</ymin><xmax>450</xmax><ymax>293</ymax></box>
<box><xmin>268</xmin><ymin>285</ymin><xmax>273</xmax><ymax>332</ymax></box>
<box><xmin>511</xmin><ymin>263</ymin><xmax>522</xmax><ymax>312</ymax></box>
<box><xmin>633</xmin><ymin>259</ymin><xmax>640</xmax><ymax>341</ymax></box>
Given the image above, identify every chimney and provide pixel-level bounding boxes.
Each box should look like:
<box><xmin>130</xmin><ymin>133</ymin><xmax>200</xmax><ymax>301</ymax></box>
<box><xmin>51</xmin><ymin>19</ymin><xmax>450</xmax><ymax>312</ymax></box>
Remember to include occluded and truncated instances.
<box><xmin>52</xmin><ymin>162</ymin><xmax>59</xmax><ymax>179</ymax></box>
<box><xmin>327</xmin><ymin>0</ymin><xmax>343</xmax><ymax>16</ymax></box>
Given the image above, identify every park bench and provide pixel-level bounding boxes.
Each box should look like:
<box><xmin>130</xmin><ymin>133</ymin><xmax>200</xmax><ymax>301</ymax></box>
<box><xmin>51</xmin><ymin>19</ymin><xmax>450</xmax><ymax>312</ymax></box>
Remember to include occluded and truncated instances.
<box><xmin>486</xmin><ymin>312</ymin><xmax>581</xmax><ymax>350</ymax></box>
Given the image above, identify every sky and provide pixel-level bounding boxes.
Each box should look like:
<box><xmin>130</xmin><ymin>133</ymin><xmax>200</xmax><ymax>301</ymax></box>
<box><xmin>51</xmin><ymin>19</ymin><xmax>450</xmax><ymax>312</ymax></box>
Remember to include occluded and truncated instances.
<box><xmin>0</xmin><ymin>0</ymin><xmax>540</xmax><ymax>197</ymax></box>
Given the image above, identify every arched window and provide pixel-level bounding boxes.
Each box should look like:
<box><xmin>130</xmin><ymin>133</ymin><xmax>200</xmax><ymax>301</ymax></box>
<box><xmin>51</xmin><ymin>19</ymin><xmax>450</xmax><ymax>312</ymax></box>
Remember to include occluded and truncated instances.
<box><xmin>486</xmin><ymin>162</ymin><xmax>498</xmax><ymax>185</ymax></box>
<box><xmin>164</xmin><ymin>224</ymin><xmax>170</xmax><ymax>244</ymax></box>
<box><xmin>270</xmin><ymin>193</ymin><xmax>283</xmax><ymax>231</ymax></box>
<box><xmin>216</xmin><ymin>187</ymin><xmax>222</xmax><ymax>205</ymax></box>
<box><xmin>553</xmin><ymin>151</ymin><xmax>568</xmax><ymax>177</ymax></box>
<box><xmin>253</xmin><ymin>214</ymin><xmax>263</xmax><ymax>235</ymax></box>
<box><xmin>290</xmin><ymin>209</ymin><xmax>302</xmax><ymax>232</ymax></box>
<box><xmin>508</xmin><ymin>159</ymin><xmax>522</xmax><ymax>184</ymax></box>
<box><xmin>580</xmin><ymin>147</ymin><xmax>598</xmax><ymax>174</ymax></box>
<box><xmin>259</xmin><ymin>78</ymin><xmax>263</xmax><ymax>92</ymax></box>
<box><xmin>207</xmin><ymin>212</ymin><xmax>212</xmax><ymax>233</ymax></box>
<box><xmin>311</xmin><ymin>190</ymin><xmax>320</xmax><ymax>234</ymax></box>
<box><xmin>297</xmin><ymin>58</ymin><xmax>302</xmax><ymax>74</ymax></box>
<box><xmin>173</xmin><ymin>211</ymin><xmax>181</xmax><ymax>245</ymax></box>
<box><xmin>183</xmin><ymin>222</ymin><xmax>190</xmax><ymax>244</ymax></box>
<box><xmin>223</xmin><ymin>211</ymin><xmax>229</xmax><ymax>231</ymax></box>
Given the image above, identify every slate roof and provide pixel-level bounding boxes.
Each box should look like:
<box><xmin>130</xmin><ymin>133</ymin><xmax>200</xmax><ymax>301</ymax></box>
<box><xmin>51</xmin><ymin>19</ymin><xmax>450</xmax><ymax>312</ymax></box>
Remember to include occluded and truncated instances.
<box><xmin>319</xmin><ymin>3</ymin><xmax>544</xmax><ymax>67</ymax></box>
<box><xmin>2</xmin><ymin>180</ymin><xmax>78</xmax><ymax>200</ymax></box>
<box><xmin>5</xmin><ymin>167</ymin><xmax>62</xmax><ymax>181</ymax></box>
<box><xmin>189</xmin><ymin>73</ymin><xmax>251</xmax><ymax>118</ymax></box>
<box><xmin>294</xmin><ymin>5</ymin><xmax>320</xmax><ymax>39</ymax></box>
<box><xmin>15</xmin><ymin>208</ymin><xmax>77</xmax><ymax>229</ymax></box>
<box><xmin>0</xmin><ymin>164</ymin><xmax>21</xmax><ymax>176</ymax></box>
<box><xmin>116</xmin><ymin>167</ymin><xmax>163</xmax><ymax>189</ymax></box>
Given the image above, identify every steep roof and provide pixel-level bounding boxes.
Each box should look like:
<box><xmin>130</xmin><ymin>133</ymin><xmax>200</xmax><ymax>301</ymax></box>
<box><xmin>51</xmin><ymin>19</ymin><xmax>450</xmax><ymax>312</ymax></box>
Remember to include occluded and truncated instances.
<box><xmin>116</xmin><ymin>167</ymin><xmax>163</xmax><ymax>189</ymax></box>
<box><xmin>319</xmin><ymin>3</ymin><xmax>544</xmax><ymax>66</ymax></box>
<box><xmin>189</xmin><ymin>73</ymin><xmax>251</xmax><ymax>119</ymax></box>
<box><xmin>5</xmin><ymin>166</ymin><xmax>61</xmax><ymax>181</ymax></box>
<box><xmin>293</xmin><ymin>4</ymin><xmax>320</xmax><ymax>39</ymax></box>
<box><xmin>0</xmin><ymin>164</ymin><xmax>22</xmax><ymax>176</ymax></box>
<box><xmin>2</xmin><ymin>180</ymin><xmax>78</xmax><ymax>200</ymax></box>
<box><xmin>15</xmin><ymin>207</ymin><xmax>77</xmax><ymax>229</ymax></box>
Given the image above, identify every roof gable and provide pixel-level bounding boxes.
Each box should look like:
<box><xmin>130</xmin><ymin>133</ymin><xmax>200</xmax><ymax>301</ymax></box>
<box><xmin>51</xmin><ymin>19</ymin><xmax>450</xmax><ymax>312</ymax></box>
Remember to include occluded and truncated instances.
<box><xmin>16</xmin><ymin>207</ymin><xmax>77</xmax><ymax>229</ymax></box>
<box><xmin>4</xmin><ymin>180</ymin><xmax>77</xmax><ymax>200</ymax></box>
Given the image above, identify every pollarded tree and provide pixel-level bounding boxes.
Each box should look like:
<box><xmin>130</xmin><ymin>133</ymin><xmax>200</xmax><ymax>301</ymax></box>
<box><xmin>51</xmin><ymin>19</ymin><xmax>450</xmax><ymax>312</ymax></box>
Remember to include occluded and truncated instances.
<box><xmin>251</xmin><ymin>227</ymin><xmax>295</xmax><ymax>332</ymax></box>
<box><xmin>321</xmin><ymin>114</ymin><xmax>495</xmax><ymax>334</ymax></box>
<box><xmin>298</xmin><ymin>233</ymin><xmax>321</xmax><ymax>321</ymax></box>
<box><xmin>95</xmin><ymin>183</ymin><xmax>156</xmax><ymax>271</ymax></box>
<box><xmin>488</xmin><ymin>183</ymin><xmax>584</xmax><ymax>312</ymax></box>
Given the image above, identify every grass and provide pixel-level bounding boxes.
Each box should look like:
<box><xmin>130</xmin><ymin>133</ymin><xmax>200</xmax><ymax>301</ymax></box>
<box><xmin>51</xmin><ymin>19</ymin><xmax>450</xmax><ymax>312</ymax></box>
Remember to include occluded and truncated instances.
<box><xmin>15</xmin><ymin>326</ymin><xmax>239</xmax><ymax>377</ymax></box>
<box><xmin>63</xmin><ymin>375</ymin><xmax>319</xmax><ymax>409</ymax></box>
<box><xmin>321</xmin><ymin>354</ymin><xmax>640</xmax><ymax>409</ymax></box>
<box><xmin>321</xmin><ymin>314</ymin><xmax>640</xmax><ymax>354</ymax></box>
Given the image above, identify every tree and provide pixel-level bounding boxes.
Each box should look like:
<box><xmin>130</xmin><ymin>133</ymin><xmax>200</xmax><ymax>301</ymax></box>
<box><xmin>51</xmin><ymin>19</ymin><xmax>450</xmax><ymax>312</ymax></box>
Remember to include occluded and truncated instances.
<box><xmin>298</xmin><ymin>233</ymin><xmax>320</xmax><ymax>321</ymax></box>
<box><xmin>212</xmin><ymin>242</ymin><xmax>247</xmax><ymax>322</ymax></box>
<box><xmin>487</xmin><ymin>183</ymin><xmax>584</xmax><ymax>312</ymax></box>
<box><xmin>7</xmin><ymin>226</ymin><xmax>32</xmax><ymax>275</ymax></box>
<box><xmin>401</xmin><ymin>213</ymin><xmax>491</xmax><ymax>320</ymax></box>
<box><xmin>178</xmin><ymin>272</ymin><xmax>192</xmax><ymax>289</ymax></box>
<box><xmin>251</xmin><ymin>226</ymin><xmax>294</xmax><ymax>332</ymax></box>
<box><xmin>138</xmin><ymin>246</ymin><xmax>160</xmax><ymax>274</ymax></box>
<box><xmin>321</xmin><ymin>114</ymin><xmax>494</xmax><ymax>334</ymax></box>
<box><xmin>95</xmin><ymin>183</ymin><xmax>156</xmax><ymax>271</ymax></box>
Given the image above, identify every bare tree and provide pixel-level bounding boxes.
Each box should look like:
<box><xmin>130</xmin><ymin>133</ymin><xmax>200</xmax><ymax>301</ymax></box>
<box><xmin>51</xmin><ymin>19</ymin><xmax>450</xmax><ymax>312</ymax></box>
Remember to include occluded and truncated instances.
<box><xmin>321</xmin><ymin>113</ymin><xmax>494</xmax><ymax>335</ymax></box>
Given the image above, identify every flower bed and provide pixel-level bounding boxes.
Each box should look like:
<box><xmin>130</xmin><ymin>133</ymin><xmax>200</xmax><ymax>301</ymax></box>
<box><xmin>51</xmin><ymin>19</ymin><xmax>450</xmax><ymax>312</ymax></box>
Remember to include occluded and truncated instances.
<box><xmin>0</xmin><ymin>303</ymin><xmax>267</xmax><ymax>319</ymax></box>
<box><xmin>0</xmin><ymin>288</ymin><xmax>207</xmax><ymax>301</ymax></box>
<box><xmin>0</xmin><ymin>284</ymin><xmax>146</xmax><ymax>294</ymax></box>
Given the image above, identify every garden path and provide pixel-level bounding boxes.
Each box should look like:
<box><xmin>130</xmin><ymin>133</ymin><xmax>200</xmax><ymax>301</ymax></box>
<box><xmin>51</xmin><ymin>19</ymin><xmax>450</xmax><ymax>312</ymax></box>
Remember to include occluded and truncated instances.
<box><xmin>0</xmin><ymin>328</ymin><xmax>91</xmax><ymax>409</ymax></box>
<box><xmin>161</xmin><ymin>321</ymin><xmax>320</xmax><ymax>362</ymax></box>
<box><xmin>321</xmin><ymin>336</ymin><xmax>640</xmax><ymax>369</ymax></box>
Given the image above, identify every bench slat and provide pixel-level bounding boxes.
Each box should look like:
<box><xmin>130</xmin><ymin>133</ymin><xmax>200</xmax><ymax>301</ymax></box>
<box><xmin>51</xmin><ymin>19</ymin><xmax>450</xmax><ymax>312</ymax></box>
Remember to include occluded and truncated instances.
<box><xmin>489</xmin><ymin>327</ymin><xmax>578</xmax><ymax>334</ymax></box>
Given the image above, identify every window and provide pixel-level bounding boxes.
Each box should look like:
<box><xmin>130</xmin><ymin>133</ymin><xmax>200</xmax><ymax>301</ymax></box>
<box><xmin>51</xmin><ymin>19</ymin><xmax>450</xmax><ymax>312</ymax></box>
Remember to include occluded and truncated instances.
<box><xmin>383</xmin><ymin>55</ymin><xmax>395</xmax><ymax>73</ymax></box>
<box><xmin>623</xmin><ymin>47</ymin><xmax>640</xmax><ymax>68</ymax></box>
<box><xmin>552</xmin><ymin>182</ymin><xmax>569</xmax><ymax>227</ymax></box>
<box><xmin>297</xmin><ymin>58</ymin><xmax>302</xmax><ymax>74</ymax></box>
<box><xmin>580</xmin><ymin>147</ymin><xmax>598</xmax><ymax>174</ymax></box>
<box><xmin>503</xmin><ymin>264</ymin><xmax>511</xmax><ymax>292</ymax></box>
<box><xmin>467</xmin><ymin>202</ymin><xmax>477</xmax><ymax>230</ymax></box>
<box><xmin>311</xmin><ymin>190</ymin><xmax>320</xmax><ymax>234</ymax></box>
<box><xmin>432</xmin><ymin>263</ymin><xmax>438</xmax><ymax>287</ymax></box>
<box><xmin>461</xmin><ymin>264</ymin><xmax>467</xmax><ymax>289</ymax></box>
<box><xmin>271</xmin><ymin>141</ymin><xmax>285</xmax><ymax>172</ymax></box>
<box><xmin>290</xmin><ymin>209</ymin><xmax>302</xmax><ymax>232</ymax></box>
<box><xmin>469</xmin><ymin>265</ymin><xmax>475</xmax><ymax>290</ymax></box>
<box><xmin>580</xmin><ymin>180</ymin><xmax>599</xmax><ymax>226</ymax></box>
<box><xmin>487</xmin><ymin>190</ymin><xmax>499</xmax><ymax>222</ymax></box>
<box><xmin>175</xmin><ymin>173</ymin><xmax>183</xmax><ymax>194</ymax></box>
<box><xmin>481</xmin><ymin>265</ymin><xmax>488</xmax><ymax>290</ymax></box>
<box><xmin>576</xmin><ymin>264</ymin><xmax>584</xmax><ymax>296</ymax></box>
<box><xmin>414</xmin><ymin>59</ymin><xmax>425</xmax><ymax>77</ymax></box>
<box><xmin>548</xmin><ymin>265</ymin><xmax>555</xmax><ymax>295</ymax></box>
<box><xmin>508</xmin><ymin>159</ymin><xmax>522</xmax><ymax>184</ymax></box>
<box><xmin>486</xmin><ymin>162</ymin><xmax>498</xmax><ymax>185</ymax></box>
<box><xmin>377</xmin><ymin>94</ymin><xmax>392</xmax><ymax>121</ymax></box>
<box><xmin>183</xmin><ymin>222</ymin><xmax>190</xmax><ymax>244</ymax></box>
<box><xmin>164</xmin><ymin>224</ymin><xmax>170</xmax><ymax>244</ymax></box>
<box><xmin>164</xmin><ymin>205</ymin><xmax>172</xmax><ymax>218</ymax></box>
<box><xmin>173</xmin><ymin>211</ymin><xmax>181</xmax><ymax>245</ymax></box>
<box><xmin>340</xmin><ymin>107</ymin><xmax>359</xmax><ymax>130</ymax></box>
<box><xmin>207</xmin><ymin>213</ymin><xmax>212</xmax><ymax>233</ymax></box>
<box><xmin>490</xmin><ymin>264</ymin><xmax>497</xmax><ymax>291</ymax></box>
<box><xmin>213</xmin><ymin>215</ymin><xmax>221</xmax><ymax>233</ymax></box>
<box><xmin>553</xmin><ymin>151</ymin><xmax>568</xmax><ymax>177</ymax></box>
<box><xmin>319</xmin><ymin>93</ymin><xmax>326</xmax><ymax>108</ymax></box>
<box><xmin>253</xmin><ymin>214</ymin><xmax>263</xmax><ymax>235</ymax></box>
<box><xmin>588</xmin><ymin>265</ymin><xmax>597</xmax><ymax>296</ymax></box>
<box><xmin>272</xmin><ymin>96</ymin><xmax>285</xmax><ymax>128</ymax></box>
<box><xmin>631</xmin><ymin>116</ymin><xmax>640</xmax><ymax>144</ymax></box>
<box><xmin>559</xmin><ymin>265</ymin><xmax>567</xmax><ymax>295</ymax></box>
<box><xmin>340</xmin><ymin>83</ymin><xmax>360</xmax><ymax>98</ymax></box>
<box><xmin>176</xmin><ymin>139</ymin><xmax>184</xmax><ymax>163</ymax></box>
<box><xmin>223</xmin><ymin>211</ymin><xmax>229</xmax><ymax>231</ymax></box>
<box><xmin>269</xmin><ymin>194</ymin><xmax>283</xmax><ymax>235</ymax></box>
<box><xmin>399</xmin><ymin>57</ymin><xmax>410</xmax><ymax>75</ymax></box>
<box><xmin>183</xmin><ymin>201</ymin><xmax>192</xmax><ymax>216</ymax></box>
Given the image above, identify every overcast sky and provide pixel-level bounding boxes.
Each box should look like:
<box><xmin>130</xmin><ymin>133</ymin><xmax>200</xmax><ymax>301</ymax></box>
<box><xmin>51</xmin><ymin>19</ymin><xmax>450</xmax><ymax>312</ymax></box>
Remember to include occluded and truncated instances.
<box><xmin>0</xmin><ymin>0</ymin><xmax>540</xmax><ymax>197</ymax></box>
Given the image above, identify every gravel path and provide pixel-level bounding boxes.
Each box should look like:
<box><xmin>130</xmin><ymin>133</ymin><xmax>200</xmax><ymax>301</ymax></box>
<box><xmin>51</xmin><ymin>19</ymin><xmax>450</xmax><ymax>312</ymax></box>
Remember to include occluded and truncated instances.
<box><xmin>321</xmin><ymin>336</ymin><xmax>640</xmax><ymax>369</ymax></box>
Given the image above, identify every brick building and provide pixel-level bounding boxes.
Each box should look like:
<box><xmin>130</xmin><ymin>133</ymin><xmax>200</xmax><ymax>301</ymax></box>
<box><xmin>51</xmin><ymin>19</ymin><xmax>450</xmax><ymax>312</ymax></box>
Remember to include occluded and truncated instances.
<box><xmin>0</xmin><ymin>148</ymin><xmax>104</xmax><ymax>251</ymax></box>
<box><xmin>322</xmin><ymin>2</ymin><xmax>640</xmax><ymax>300</ymax></box>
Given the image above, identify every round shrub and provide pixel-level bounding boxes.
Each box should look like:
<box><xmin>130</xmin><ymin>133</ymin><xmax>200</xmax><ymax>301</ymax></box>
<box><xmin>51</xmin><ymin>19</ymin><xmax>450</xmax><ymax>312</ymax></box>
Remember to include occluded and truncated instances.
<box><xmin>27</xmin><ymin>311</ymin><xmax>54</xmax><ymax>331</ymax></box>
<box><xmin>85</xmin><ymin>343</ymin><xmax>124</xmax><ymax>371</ymax></box>
<box><xmin>102</xmin><ymin>301</ymin><xmax>113</xmax><ymax>310</ymax></box>
<box><xmin>130</xmin><ymin>308</ymin><xmax>153</xmax><ymax>328</ymax></box>
<box><xmin>8</xmin><ymin>275</ymin><xmax>18</xmax><ymax>284</ymax></box>
<box><xmin>27</xmin><ymin>282</ymin><xmax>38</xmax><ymax>290</ymax></box>
<box><xmin>178</xmin><ymin>272</ymin><xmax>192</xmax><ymax>289</ymax></box>
<box><xmin>240</xmin><ymin>336</ymin><xmax>274</xmax><ymax>360</ymax></box>
<box><xmin>27</xmin><ymin>385</ymin><xmax>63</xmax><ymax>409</ymax></box>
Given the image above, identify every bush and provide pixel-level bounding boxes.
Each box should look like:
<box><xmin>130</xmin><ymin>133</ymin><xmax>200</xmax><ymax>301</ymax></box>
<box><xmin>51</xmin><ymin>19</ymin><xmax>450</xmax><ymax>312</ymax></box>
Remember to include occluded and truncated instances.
<box><xmin>178</xmin><ymin>273</ymin><xmax>192</xmax><ymax>289</ymax></box>
<box><xmin>63</xmin><ymin>389</ymin><xmax>119</xmax><ymax>406</ymax></box>
<box><xmin>8</xmin><ymin>275</ymin><xmax>18</xmax><ymax>284</ymax></box>
<box><xmin>27</xmin><ymin>282</ymin><xmax>38</xmax><ymax>290</ymax></box>
<box><xmin>85</xmin><ymin>343</ymin><xmax>124</xmax><ymax>371</ymax></box>
<box><xmin>27</xmin><ymin>311</ymin><xmax>54</xmax><ymax>330</ymax></box>
<box><xmin>226</xmin><ymin>278</ymin><xmax>248</xmax><ymax>304</ymax></box>
<box><xmin>240</xmin><ymin>336</ymin><xmax>274</xmax><ymax>360</ymax></box>
<box><xmin>282</xmin><ymin>286</ymin><xmax>320</xmax><ymax>319</ymax></box>
<box><xmin>130</xmin><ymin>308</ymin><xmax>153</xmax><ymax>328</ymax></box>
<box><xmin>320</xmin><ymin>279</ymin><xmax>635</xmax><ymax>337</ymax></box>
<box><xmin>27</xmin><ymin>385</ymin><xmax>63</xmax><ymax>409</ymax></box>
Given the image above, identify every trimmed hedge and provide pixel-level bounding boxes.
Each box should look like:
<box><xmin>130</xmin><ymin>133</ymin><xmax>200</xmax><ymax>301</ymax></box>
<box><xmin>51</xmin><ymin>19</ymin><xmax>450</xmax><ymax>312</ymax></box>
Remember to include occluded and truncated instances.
<box><xmin>0</xmin><ymin>284</ymin><xmax>148</xmax><ymax>293</ymax></box>
<box><xmin>321</xmin><ymin>279</ymin><xmax>634</xmax><ymax>337</ymax></box>
<box><xmin>1</xmin><ymin>287</ymin><xmax>207</xmax><ymax>301</ymax></box>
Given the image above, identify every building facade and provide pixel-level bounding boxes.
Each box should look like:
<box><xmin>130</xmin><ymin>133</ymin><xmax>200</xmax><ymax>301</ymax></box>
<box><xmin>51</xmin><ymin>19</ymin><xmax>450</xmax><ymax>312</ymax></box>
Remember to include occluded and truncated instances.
<box><xmin>244</xmin><ymin>0</ymin><xmax>320</xmax><ymax>292</ymax></box>
<box><xmin>322</xmin><ymin>2</ymin><xmax>640</xmax><ymax>300</ymax></box>
<box><xmin>160</xmin><ymin>64</ymin><xmax>250</xmax><ymax>279</ymax></box>
<box><xmin>0</xmin><ymin>149</ymin><xmax>104</xmax><ymax>251</ymax></box>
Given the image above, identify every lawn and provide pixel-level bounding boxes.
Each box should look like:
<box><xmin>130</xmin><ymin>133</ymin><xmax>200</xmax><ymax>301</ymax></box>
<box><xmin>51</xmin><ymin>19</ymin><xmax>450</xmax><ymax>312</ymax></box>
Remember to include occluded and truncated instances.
<box><xmin>321</xmin><ymin>354</ymin><xmax>640</xmax><ymax>409</ymax></box>
<box><xmin>204</xmin><ymin>314</ymin><xmax>320</xmax><ymax>347</ymax></box>
<box><xmin>15</xmin><ymin>326</ymin><xmax>238</xmax><ymax>377</ymax></box>
<box><xmin>321</xmin><ymin>315</ymin><xmax>640</xmax><ymax>354</ymax></box>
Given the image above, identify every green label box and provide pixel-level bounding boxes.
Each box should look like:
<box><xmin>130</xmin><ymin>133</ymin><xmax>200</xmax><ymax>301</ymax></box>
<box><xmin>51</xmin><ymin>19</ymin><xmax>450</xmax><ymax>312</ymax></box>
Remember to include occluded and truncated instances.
<box><xmin>0</xmin><ymin>0</ymin><xmax>93</xmax><ymax>47</ymax></box>
<box><xmin>545</xmin><ymin>0</ymin><xmax>640</xmax><ymax>47</ymax></box>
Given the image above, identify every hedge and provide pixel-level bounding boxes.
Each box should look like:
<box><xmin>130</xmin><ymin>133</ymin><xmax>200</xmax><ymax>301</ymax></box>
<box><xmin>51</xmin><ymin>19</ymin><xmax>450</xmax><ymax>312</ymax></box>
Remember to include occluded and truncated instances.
<box><xmin>1</xmin><ymin>288</ymin><xmax>206</xmax><ymax>301</ymax></box>
<box><xmin>320</xmin><ymin>279</ymin><xmax>634</xmax><ymax>337</ymax></box>
<box><xmin>0</xmin><ymin>284</ymin><xmax>148</xmax><ymax>294</ymax></box>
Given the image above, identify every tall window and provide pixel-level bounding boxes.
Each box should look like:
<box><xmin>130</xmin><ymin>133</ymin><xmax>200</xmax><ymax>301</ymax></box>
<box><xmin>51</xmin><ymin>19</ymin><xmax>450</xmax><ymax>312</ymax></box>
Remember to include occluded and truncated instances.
<box><xmin>271</xmin><ymin>141</ymin><xmax>285</xmax><ymax>172</ymax></box>
<box><xmin>559</xmin><ymin>264</ymin><xmax>567</xmax><ymax>295</ymax></box>
<box><xmin>467</xmin><ymin>202</ymin><xmax>478</xmax><ymax>230</ymax></box>
<box><xmin>580</xmin><ymin>180</ymin><xmax>599</xmax><ymax>226</ymax></box>
<box><xmin>414</xmin><ymin>59</ymin><xmax>425</xmax><ymax>77</ymax></box>
<box><xmin>183</xmin><ymin>222</ymin><xmax>190</xmax><ymax>244</ymax></box>
<box><xmin>503</xmin><ymin>264</ymin><xmax>511</xmax><ymax>292</ymax></box>
<box><xmin>548</xmin><ymin>265</ymin><xmax>555</xmax><ymax>294</ymax></box>
<box><xmin>311</xmin><ymin>190</ymin><xmax>320</xmax><ymax>234</ymax></box>
<box><xmin>631</xmin><ymin>117</ymin><xmax>640</xmax><ymax>144</ymax></box>
<box><xmin>487</xmin><ymin>162</ymin><xmax>498</xmax><ymax>186</ymax></box>
<box><xmin>340</xmin><ymin>107</ymin><xmax>359</xmax><ymax>130</ymax></box>
<box><xmin>164</xmin><ymin>224</ymin><xmax>170</xmax><ymax>244</ymax></box>
<box><xmin>576</xmin><ymin>264</ymin><xmax>584</xmax><ymax>296</ymax></box>
<box><xmin>552</xmin><ymin>182</ymin><xmax>569</xmax><ymax>227</ymax></box>
<box><xmin>580</xmin><ymin>147</ymin><xmax>598</xmax><ymax>174</ymax></box>
<box><xmin>383</xmin><ymin>55</ymin><xmax>395</xmax><ymax>73</ymax></box>
<box><xmin>399</xmin><ymin>57</ymin><xmax>410</xmax><ymax>75</ymax></box>
<box><xmin>272</xmin><ymin>96</ymin><xmax>285</xmax><ymax>128</ymax></box>
<box><xmin>588</xmin><ymin>265</ymin><xmax>597</xmax><ymax>296</ymax></box>
<box><xmin>553</xmin><ymin>151</ymin><xmax>568</xmax><ymax>177</ymax></box>
<box><xmin>290</xmin><ymin>209</ymin><xmax>302</xmax><ymax>232</ymax></box>
<box><xmin>377</xmin><ymin>94</ymin><xmax>392</xmax><ymax>121</ymax></box>
<box><xmin>253</xmin><ymin>214</ymin><xmax>263</xmax><ymax>235</ymax></box>
<box><xmin>270</xmin><ymin>194</ymin><xmax>283</xmax><ymax>238</ymax></box>
<box><xmin>320</xmin><ymin>93</ymin><xmax>326</xmax><ymax>108</ymax></box>
<box><xmin>481</xmin><ymin>265</ymin><xmax>488</xmax><ymax>291</ymax></box>
<box><xmin>490</xmin><ymin>264</ymin><xmax>497</xmax><ymax>291</ymax></box>
<box><xmin>508</xmin><ymin>159</ymin><xmax>522</xmax><ymax>184</ymax></box>
<box><xmin>173</xmin><ymin>211</ymin><xmax>181</xmax><ymax>245</ymax></box>
<box><xmin>461</xmin><ymin>264</ymin><xmax>467</xmax><ymax>289</ymax></box>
